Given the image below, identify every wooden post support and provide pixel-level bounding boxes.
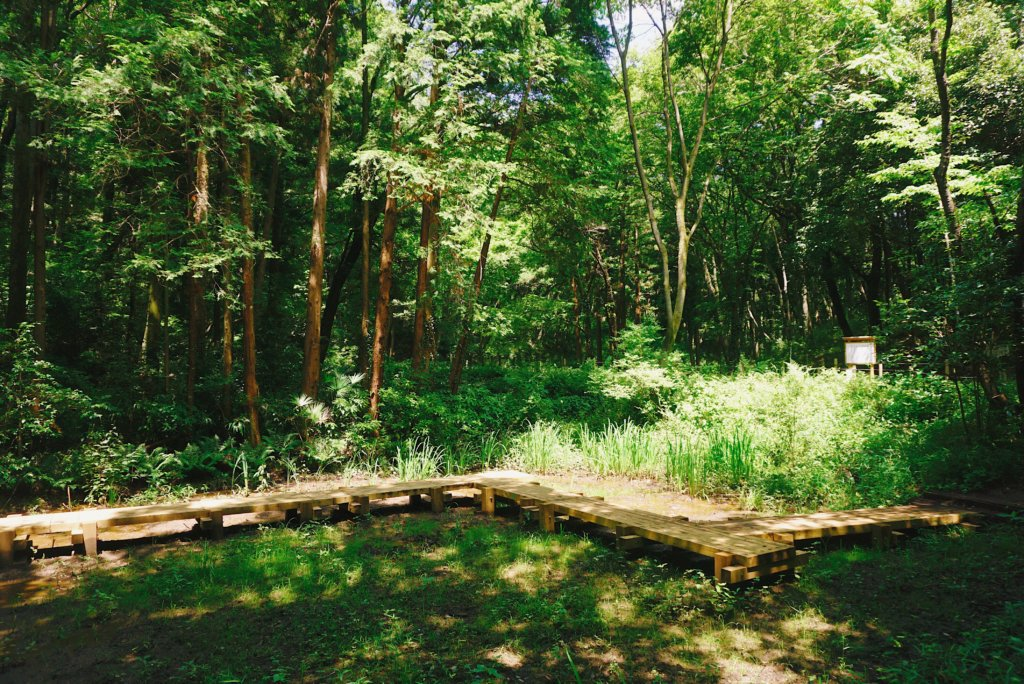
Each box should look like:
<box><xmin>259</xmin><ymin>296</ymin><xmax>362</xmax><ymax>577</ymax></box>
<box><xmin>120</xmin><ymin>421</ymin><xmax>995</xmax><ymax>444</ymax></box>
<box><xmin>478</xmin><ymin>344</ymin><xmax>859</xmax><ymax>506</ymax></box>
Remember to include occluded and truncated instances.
<box><xmin>540</xmin><ymin>504</ymin><xmax>556</xmax><ymax>532</ymax></box>
<box><xmin>871</xmin><ymin>524</ymin><xmax>896</xmax><ymax>549</ymax></box>
<box><xmin>714</xmin><ymin>552</ymin><xmax>735</xmax><ymax>584</ymax></box>
<box><xmin>480</xmin><ymin>487</ymin><xmax>495</xmax><ymax>516</ymax></box>
<box><xmin>0</xmin><ymin>530</ymin><xmax>14</xmax><ymax>566</ymax></box>
<box><xmin>615</xmin><ymin>525</ymin><xmax>642</xmax><ymax>551</ymax></box>
<box><xmin>299</xmin><ymin>502</ymin><xmax>315</xmax><ymax>523</ymax></box>
<box><xmin>82</xmin><ymin>522</ymin><xmax>99</xmax><ymax>556</ymax></box>
<box><xmin>200</xmin><ymin>513</ymin><xmax>224</xmax><ymax>540</ymax></box>
<box><xmin>348</xmin><ymin>496</ymin><xmax>369</xmax><ymax>515</ymax></box>
<box><xmin>430</xmin><ymin>488</ymin><xmax>445</xmax><ymax>513</ymax></box>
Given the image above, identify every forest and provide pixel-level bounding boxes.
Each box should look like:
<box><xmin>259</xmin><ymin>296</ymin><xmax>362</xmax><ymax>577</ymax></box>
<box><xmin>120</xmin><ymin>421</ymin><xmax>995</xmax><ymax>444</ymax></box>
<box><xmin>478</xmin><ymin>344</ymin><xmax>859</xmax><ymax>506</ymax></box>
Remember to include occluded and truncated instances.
<box><xmin>0</xmin><ymin>0</ymin><xmax>1023</xmax><ymax>679</ymax></box>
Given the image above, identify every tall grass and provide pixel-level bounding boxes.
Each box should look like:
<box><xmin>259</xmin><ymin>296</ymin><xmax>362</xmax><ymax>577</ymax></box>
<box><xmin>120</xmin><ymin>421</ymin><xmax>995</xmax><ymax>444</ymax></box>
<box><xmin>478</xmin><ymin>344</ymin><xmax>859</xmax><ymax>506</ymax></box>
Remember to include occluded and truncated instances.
<box><xmin>665</xmin><ymin>435</ymin><xmax>708</xmax><ymax>496</ymax></box>
<box><xmin>509</xmin><ymin>422</ymin><xmax>577</xmax><ymax>473</ymax></box>
<box><xmin>579</xmin><ymin>420</ymin><xmax>661</xmax><ymax>477</ymax></box>
<box><xmin>395</xmin><ymin>437</ymin><xmax>443</xmax><ymax>480</ymax></box>
<box><xmin>707</xmin><ymin>426</ymin><xmax>757</xmax><ymax>487</ymax></box>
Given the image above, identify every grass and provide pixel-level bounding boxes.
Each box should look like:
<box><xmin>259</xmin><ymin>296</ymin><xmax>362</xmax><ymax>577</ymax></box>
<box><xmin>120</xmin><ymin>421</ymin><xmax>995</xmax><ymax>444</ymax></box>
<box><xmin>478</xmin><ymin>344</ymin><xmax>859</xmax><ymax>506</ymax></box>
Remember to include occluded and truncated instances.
<box><xmin>2</xmin><ymin>507</ymin><xmax>1022</xmax><ymax>682</ymax></box>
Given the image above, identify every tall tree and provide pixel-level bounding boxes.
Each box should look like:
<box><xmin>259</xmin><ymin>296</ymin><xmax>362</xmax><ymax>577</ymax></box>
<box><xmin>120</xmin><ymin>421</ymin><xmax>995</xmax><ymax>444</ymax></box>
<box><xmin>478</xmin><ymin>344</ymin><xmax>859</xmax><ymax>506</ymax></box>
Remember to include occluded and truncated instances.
<box><xmin>300</xmin><ymin>2</ymin><xmax>338</xmax><ymax>401</ymax></box>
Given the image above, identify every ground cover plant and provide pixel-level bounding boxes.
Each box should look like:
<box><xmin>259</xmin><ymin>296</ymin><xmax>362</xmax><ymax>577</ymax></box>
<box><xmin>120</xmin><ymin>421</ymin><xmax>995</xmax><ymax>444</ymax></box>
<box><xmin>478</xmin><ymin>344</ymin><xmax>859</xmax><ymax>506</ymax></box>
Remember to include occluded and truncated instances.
<box><xmin>1</xmin><ymin>0</ymin><xmax>1022</xmax><ymax>680</ymax></box>
<box><xmin>1</xmin><ymin>503</ymin><xmax>1021</xmax><ymax>682</ymax></box>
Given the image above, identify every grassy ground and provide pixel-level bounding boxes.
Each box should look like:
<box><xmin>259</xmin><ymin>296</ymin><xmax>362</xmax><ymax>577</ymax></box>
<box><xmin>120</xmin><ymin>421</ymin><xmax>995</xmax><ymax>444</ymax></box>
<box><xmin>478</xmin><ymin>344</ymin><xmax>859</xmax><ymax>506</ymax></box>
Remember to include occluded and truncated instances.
<box><xmin>1</xmin><ymin>493</ymin><xmax>1022</xmax><ymax>683</ymax></box>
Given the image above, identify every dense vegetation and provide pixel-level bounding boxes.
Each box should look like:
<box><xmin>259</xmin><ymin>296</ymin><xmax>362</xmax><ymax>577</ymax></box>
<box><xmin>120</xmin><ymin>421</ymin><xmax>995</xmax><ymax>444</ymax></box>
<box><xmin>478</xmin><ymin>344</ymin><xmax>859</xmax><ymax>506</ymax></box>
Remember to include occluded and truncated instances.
<box><xmin>0</xmin><ymin>0</ymin><xmax>1022</xmax><ymax>507</ymax></box>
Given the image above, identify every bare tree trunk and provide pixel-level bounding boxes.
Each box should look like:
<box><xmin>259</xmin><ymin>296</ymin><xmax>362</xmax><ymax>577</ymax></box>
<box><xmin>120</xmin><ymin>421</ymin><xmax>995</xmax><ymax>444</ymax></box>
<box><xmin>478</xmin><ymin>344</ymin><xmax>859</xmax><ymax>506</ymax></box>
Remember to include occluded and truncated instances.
<box><xmin>6</xmin><ymin>88</ymin><xmax>31</xmax><ymax>330</ymax></box>
<box><xmin>606</xmin><ymin>0</ymin><xmax>732</xmax><ymax>352</ymax></box>
<box><xmin>30</xmin><ymin>0</ymin><xmax>56</xmax><ymax>354</ymax></box>
<box><xmin>368</xmin><ymin>189</ymin><xmax>399</xmax><ymax>421</ymax></box>
<box><xmin>221</xmin><ymin>265</ymin><xmax>233</xmax><ymax>421</ymax></box>
<box><xmin>822</xmin><ymin>252</ymin><xmax>853</xmax><ymax>337</ymax></box>
<box><xmin>571</xmin><ymin>276</ymin><xmax>583</xmax><ymax>361</ymax></box>
<box><xmin>300</xmin><ymin>5</ymin><xmax>336</xmax><ymax>401</ymax></box>
<box><xmin>140</xmin><ymin>276</ymin><xmax>162</xmax><ymax>366</ymax></box>
<box><xmin>1013</xmin><ymin>165</ymin><xmax>1024</xmax><ymax>407</ymax></box>
<box><xmin>412</xmin><ymin>191</ymin><xmax>440</xmax><ymax>370</ymax></box>
<box><xmin>321</xmin><ymin>200</ymin><xmax>383</xmax><ymax>364</ymax></box>
<box><xmin>368</xmin><ymin>67</ymin><xmax>405</xmax><ymax>421</ymax></box>
<box><xmin>240</xmin><ymin>141</ymin><xmax>260</xmax><ymax>445</ymax></box>
<box><xmin>357</xmin><ymin>0</ymin><xmax>373</xmax><ymax>378</ymax></box>
<box><xmin>928</xmin><ymin>0</ymin><xmax>961</xmax><ymax>247</ymax></box>
<box><xmin>254</xmin><ymin>154</ymin><xmax>279</xmax><ymax>297</ymax></box>
<box><xmin>0</xmin><ymin>103</ymin><xmax>13</xmax><ymax>218</ymax></box>
<box><xmin>449</xmin><ymin>78</ymin><xmax>532</xmax><ymax>393</ymax></box>
<box><xmin>412</xmin><ymin>79</ymin><xmax>441</xmax><ymax>371</ymax></box>
<box><xmin>359</xmin><ymin>198</ymin><xmax>371</xmax><ymax>376</ymax></box>
<box><xmin>186</xmin><ymin>142</ymin><xmax>210</xmax><ymax>409</ymax></box>
<box><xmin>31</xmin><ymin>126</ymin><xmax>47</xmax><ymax>353</ymax></box>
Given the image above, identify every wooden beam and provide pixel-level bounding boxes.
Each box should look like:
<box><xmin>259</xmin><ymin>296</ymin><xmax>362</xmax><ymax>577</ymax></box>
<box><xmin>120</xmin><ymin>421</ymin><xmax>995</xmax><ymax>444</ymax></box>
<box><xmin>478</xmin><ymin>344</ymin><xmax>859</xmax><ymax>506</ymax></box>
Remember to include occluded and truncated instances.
<box><xmin>430</xmin><ymin>488</ymin><xmax>445</xmax><ymax>514</ymax></box>
<box><xmin>480</xmin><ymin>487</ymin><xmax>495</xmax><ymax>516</ymax></box>
<box><xmin>199</xmin><ymin>512</ymin><xmax>224</xmax><ymax>540</ymax></box>
<box><xmin>0</xmin><ymin>529</ymin><xmax>14</xmax><ymax>566</ymax></box>
<box><xmin>82</xmin><ymin>522</ymin><xmax>99</xmax><ymax>556</ymax></box>
<box><xmin>540</xmin><ymin>504</ymin><xmax>556</xmax><ymax>532</ymax></box>
<box><xmin>714</xmin><ymin>552</ymin><xmax>735</xmax><ymax>583</ymax></box>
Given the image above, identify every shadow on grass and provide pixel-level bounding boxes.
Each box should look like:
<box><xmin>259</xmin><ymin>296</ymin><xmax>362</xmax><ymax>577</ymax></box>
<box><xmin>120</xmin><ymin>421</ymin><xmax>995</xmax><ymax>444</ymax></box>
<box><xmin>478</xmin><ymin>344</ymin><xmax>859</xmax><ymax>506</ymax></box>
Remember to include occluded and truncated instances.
<box><xmin>1</xmin><ymin>503</ymin><xmax>1022</xmax><ymax>683</ymax></box>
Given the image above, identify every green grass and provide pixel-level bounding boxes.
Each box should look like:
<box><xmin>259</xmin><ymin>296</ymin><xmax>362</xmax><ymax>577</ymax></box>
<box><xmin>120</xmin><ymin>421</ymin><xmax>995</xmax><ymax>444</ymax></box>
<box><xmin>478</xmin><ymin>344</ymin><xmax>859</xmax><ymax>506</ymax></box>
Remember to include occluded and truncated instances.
<box><xmin>2</xmin><ymin>511</ymin><xmax>1021</xmax><ymax>682</ymax></box>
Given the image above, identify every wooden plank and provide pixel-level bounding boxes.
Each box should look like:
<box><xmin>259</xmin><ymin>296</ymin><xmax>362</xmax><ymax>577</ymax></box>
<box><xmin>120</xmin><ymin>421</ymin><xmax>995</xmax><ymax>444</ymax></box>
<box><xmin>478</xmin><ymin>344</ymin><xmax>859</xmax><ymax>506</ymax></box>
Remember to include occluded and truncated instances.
<box><xmin>31</xmin><ymin>535</ymin><xmax>55</xmax><ymax>551</ymax></box>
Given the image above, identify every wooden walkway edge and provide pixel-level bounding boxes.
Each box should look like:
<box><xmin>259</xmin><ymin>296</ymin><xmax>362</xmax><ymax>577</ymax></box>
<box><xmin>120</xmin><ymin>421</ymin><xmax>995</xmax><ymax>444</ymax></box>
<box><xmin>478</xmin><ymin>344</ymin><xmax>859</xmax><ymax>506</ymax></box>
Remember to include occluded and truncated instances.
<box><xmin>0</xmin><ymin>471</ymin><xmax>978</xmax><ymax>584</ymax></box>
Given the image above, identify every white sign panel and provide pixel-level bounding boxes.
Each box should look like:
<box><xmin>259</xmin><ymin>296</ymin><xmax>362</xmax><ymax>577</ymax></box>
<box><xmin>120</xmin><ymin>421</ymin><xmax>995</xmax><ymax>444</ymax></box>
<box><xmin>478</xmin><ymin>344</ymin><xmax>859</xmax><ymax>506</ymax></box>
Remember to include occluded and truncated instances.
<box><xmin>845</xmin><ymin>341</ymin><xmax>876</xmax><ymax>365</ymax></box>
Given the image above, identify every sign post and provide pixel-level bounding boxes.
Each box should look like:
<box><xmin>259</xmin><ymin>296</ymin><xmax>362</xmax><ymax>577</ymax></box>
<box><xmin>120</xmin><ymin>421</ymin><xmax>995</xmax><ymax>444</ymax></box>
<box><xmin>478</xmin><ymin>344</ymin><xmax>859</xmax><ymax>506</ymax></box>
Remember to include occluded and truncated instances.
<box><xmin>843</xmin><ymin>336</ymin><xmax>881</xmax><ymax>377</ymax></box>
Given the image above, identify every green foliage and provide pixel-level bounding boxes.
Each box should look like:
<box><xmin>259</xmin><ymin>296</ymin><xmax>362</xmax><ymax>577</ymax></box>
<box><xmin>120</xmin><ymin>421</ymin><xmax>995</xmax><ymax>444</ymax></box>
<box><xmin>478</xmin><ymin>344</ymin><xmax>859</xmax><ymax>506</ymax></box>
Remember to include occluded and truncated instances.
<box><xmin>394</xmin><ymin>437</ymin><xmax>443</xmax><ymax>481</ymax></box>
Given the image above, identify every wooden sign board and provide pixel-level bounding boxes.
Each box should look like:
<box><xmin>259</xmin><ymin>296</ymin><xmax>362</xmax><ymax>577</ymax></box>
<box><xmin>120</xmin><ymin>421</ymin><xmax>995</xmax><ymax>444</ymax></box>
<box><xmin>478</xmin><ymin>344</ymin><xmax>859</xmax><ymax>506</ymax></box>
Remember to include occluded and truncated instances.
<box><xmin>843</xmin><ymin>336</ymin><xmax>876</xmax><ymax>365</ymax></box>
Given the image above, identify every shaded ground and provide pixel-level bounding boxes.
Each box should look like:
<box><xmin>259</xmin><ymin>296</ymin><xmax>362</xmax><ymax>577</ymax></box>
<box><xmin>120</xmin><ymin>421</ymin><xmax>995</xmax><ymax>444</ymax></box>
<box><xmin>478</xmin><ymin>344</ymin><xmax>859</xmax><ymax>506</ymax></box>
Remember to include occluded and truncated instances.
<box><xmin>1</xmin><ymin>475</ymin><xmax>1022</xmax><ymax>682</ymax></box>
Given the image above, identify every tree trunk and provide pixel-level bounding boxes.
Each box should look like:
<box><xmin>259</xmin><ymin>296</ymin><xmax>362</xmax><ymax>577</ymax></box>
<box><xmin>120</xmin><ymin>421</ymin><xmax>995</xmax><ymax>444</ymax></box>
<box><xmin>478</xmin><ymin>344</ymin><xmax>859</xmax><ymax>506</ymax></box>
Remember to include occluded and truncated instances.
<box><xmin>412</xmin><ymin>79</ymin><xmax>441</xmax><ymax>372</ymax></box>
<box><xmin>449</xmin><ymin>78</ymin><xmax>532</xmax><ymax>393</ymax></box>
<box><xmin>185</xmin><ymin>274</ymin><xmax>204</xmax><ymax>408</ymax></box>
<box><xmin>31</xmin><ymin>121</ymin><xmax>48</xmax><ymax>354</ymax></box>
<box><xmin>368</xmin><ymin>61</ymin><xmax>405</xmax><ymax>421</ymax></box>
<box><xmin>254</xmin><ymin>154</ymin><xmax>279</xmax><ymax>297</ymax></box>
<box><xmin>928</xmin><ymin>0</ymin><xmax>961</xmax><ymax>247</ymax></box>
<box><xmin>412</xmin><ymin>190</ymin><xmax>440</xmax><ymax>370</ymax></box>
<box><xmin>571</xmin><ymin>276</ymin><xmax>583</xmax><ymax>361</ymax></box>
<box><xmin>31</xmin><ymin>0</ymin><xmax>56</xmax><ymax>352</ymax></box>
<box><xmin>300</xmin><ymin>6</ymin><xmax>336</xmax><ymax>401</ymax></box>
<box><xmin>368</xmin><ymin>189</ymin><xmax>399</xmax><ymax>421</ymax></box>
<box><xmin>221</xmin><ymin>265</ymin><xmax>233</xmax><ymax>421</ymax></box>
<box><xmin>0</xmin><ymin>104</ymin><xmax>14</xmax><ymax>249</ymax></box>
<box><xmin>240</xmin><ymin>141</ymin><xmax>260</xmax><ymax>445</ymax></box>
<box><xmin>823</xmin><ymin>252</ymin><xmax>853</xmax><ymax>337</ymax></box>
<box><xmin>6</xmin><ymin>91</ymin><xmax>31</xmax><ymax>330</ymax></box>
<box><xmin>1012</xmin><ymin>165</ymin><xmax>1024</xmax><ymax>407</ymax></box>
<box><xmin>186</xmin><ymin>142</ymin><xmax>210</xmax><ymax>409</ymax></box>
<box><xmin>320</xmin><ymin>199</ymin><xmax>383</xmax><ymax>364</ymax></box>
<box><xmin>863</xmin><ymin>225</ymin><xmax>883</xmax><ymax>329</ymax></box>
<box><xmin>359</xmin><ymin>198</ymin><xmax>372</xmax><ymax>376</ymax></box>
<box><xmin>140</xmin><ymin>276</ymin><xmax>162</xmax><ymax>367</ymax></box>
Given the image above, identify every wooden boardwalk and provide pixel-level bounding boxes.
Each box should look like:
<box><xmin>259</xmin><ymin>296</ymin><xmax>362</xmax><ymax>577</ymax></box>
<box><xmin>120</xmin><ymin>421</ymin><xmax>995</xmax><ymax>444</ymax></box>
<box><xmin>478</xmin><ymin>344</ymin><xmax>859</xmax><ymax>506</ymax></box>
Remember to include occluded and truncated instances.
<box><xmin>0</xmin><ymin>471</ymin><xmax>978</xmax><ymax>583</ymax></box>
